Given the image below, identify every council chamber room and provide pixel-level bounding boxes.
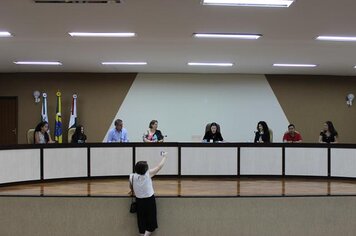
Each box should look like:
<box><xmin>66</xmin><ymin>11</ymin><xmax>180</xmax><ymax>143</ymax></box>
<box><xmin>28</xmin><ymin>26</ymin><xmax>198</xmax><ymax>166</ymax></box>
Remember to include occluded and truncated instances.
<box><xmin>1</xmin><ymin>0</ymin><xmax>356</xmax><ymax>235</ymax></box>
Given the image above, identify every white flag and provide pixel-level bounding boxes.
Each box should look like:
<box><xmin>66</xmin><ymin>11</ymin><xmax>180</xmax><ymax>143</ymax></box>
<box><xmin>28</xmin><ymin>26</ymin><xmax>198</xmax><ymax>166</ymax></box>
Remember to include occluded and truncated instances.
<box><xmin>41</xmin><ymin>93</ymin><xmax>48</xmax><ymax>123</ymax></box>
<box><xmin>68</xmin><ymin>94</ymin><xmax>77</xmax><ymax>129</ymax></box>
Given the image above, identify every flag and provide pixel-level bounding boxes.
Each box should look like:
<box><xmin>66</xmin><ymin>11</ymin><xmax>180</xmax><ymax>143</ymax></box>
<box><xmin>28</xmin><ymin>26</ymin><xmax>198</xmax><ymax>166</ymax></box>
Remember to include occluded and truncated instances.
<box><xmin>41</xmin><ymin>93</ymin><xmax>48</xmax><ymax>123</ymax></box>
<box><xmin>68</xmin><ymin>94</ymin><xmax>77</xmax><ymax>129</ymax></box>
<box><xmin>54</xmin><ymin>91</ymin><xmax>62</xmax><ymax>143</ymax></box>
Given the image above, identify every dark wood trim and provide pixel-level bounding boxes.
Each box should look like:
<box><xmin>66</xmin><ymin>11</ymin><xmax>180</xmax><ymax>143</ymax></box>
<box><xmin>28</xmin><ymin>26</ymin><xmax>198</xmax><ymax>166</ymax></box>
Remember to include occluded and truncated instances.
<box><xmin>14</xmin><ymin>96</ymin><xmax>18</xmax><ymax>145</ymax></box>
<box><xmin>328</xmin><ymin>147</ymin><xmax>331</xmax><ymax>177</ymax></box>
<box><xmin>2</xmin><ymin>194</ymin><xmax>356</xmax><ymax>199</ymax></box>
<box><xmin>0</xmin><ymin>96</ymin><xmax>18</xmax><ymax>145</ymax></box>
<box><xmin>4</xmin><ymin>142</ymin><xmax>356</xmax><ymax>150</ymax></box>
<box><xmin>40</xmin><ymin>148</ymin><xmax>44</xmax><ymax>180</ymax></box>
<box><xmin>237</xmin><ymin>147</ymin><xmax>240</xmax><ymax>176</ymax></box>
<box><xmin>132</xmin><ymin>146</ymin><xmax>136</xmax><ymax>173</ymax></box>
<box><xmin>282</xmin><ymin>146</ymin><xmax>286</xmax><ymax>176</ymax></box>
<box><xmin>2</xmin><ymin>143</ymin><xmax>356</xmax><ymax>186</ymax></box>
<box><xmin>178</xmin><ymin>146</ymin><xmax>181</xmax><ymax>177</ymax></box>
<box><xmin>87</xmin><ymin>147</ymin><xmax>91</xmax><ymax>177</ymax></box>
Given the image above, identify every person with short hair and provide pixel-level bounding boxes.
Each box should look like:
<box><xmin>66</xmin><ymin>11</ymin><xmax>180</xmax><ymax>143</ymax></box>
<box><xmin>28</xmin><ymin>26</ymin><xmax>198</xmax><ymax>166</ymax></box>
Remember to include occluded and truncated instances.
<box><xmin>283</xmin><ymin>124</ymin><xmax>303</xmax><ymax>143</ymax></box>
<box><xmin>71</xmin><ymin>125</ymin><xmax>87</xmax><ymax>143</ymax></box>
<box><xmin>319</xmin><ymin>121</ymin><xmax>338</xmax><ymax>143</ymax></box>
<box><xmin>129</xmin><ymin>152</ymin><xmax>168</xmax><ymax>236</ymax></box>
<box><xmin>143</xmin><ymin>120</ymin><xmax>164</xmax><ymax>142</ymax></box>
<box><xmin>203</xmin><ymin>122</ymin><xmax>224</xmax><ymax>142</ymax></box>
<box><xmin>107</xmin><ymin>119</ymin><xmax>128</xmax><ymax>142</ymax></box>
<box><xmin>34</xmin><ymin>121</ymin><xmax>55</xmax><ymax>144</ymax></box>
<box><xmin>254</xmin><ymin>121</ymin><xmax>271</xmax><ymax>143</ymax></box>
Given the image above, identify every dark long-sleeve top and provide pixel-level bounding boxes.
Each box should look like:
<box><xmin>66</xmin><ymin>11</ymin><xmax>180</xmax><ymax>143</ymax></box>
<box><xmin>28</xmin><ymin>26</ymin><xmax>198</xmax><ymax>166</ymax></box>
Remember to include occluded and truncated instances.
<box><xmin>203</xmin><ymin>131</ymin><xmax>224</xmax><ymax>142</ymax></box>
<box><xmin>254</xmin><ymin>131</ymin><xmax>270</xmax><ymax>143</ymax></box>
<box><xmin>71</xmin><ymin>133</ymin><xmax>87</xmax><ymax>143</ymax></box>
<box><xmin>319</xmin><ymin>131</ymin><xmax>337</xmax><ymax>143</ymax></box>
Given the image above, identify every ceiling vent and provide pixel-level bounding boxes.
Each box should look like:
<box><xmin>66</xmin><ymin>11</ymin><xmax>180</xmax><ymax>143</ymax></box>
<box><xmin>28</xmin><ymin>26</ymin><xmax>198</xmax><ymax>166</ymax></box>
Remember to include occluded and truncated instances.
<box><xmin>34</xmin><ymin>0</ymin><xmax>122</xmax><ymax>3</ymax></box>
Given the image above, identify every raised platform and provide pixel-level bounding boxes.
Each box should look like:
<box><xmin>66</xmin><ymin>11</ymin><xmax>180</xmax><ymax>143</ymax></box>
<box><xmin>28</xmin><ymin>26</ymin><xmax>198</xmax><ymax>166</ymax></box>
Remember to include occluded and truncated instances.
<box><xmin>2</xmin><ymin>143</ymin><xmax>356</xmax><ymax>235</ymax></box>
<box><xmin>1</xmin><ymin>177</ymin><xmax>356</xmax><ymax>197</ymax></box>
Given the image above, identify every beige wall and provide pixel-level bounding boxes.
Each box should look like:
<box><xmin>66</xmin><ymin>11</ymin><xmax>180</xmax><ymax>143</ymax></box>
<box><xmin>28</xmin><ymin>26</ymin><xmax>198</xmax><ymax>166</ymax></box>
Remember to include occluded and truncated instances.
<box><xmin>0</xmin><ymin>73</ymin><xmax>136</xmax><ymax>144</ymax></box>
<box><xmin>267</xmin><ymin>75</ymin><xmax>356</xmax><ymax>143</ymax></box>
<box><xmin>2</xmin><ymin>73</ymin><xmax>356</xmax><ymax>144</ymax></box>
<box><xmin>0</xmin><ymin>196</ymin><xmax>356</xmax><ymax>236</ymax></box>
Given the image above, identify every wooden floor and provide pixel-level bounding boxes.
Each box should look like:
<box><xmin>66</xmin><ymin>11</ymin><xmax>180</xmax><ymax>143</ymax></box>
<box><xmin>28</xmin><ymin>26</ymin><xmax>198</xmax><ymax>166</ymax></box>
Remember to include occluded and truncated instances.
<box><xmin>1</xmin><ymin>177</ymin><xmax>356</xmax><ymax>197</ymax></box>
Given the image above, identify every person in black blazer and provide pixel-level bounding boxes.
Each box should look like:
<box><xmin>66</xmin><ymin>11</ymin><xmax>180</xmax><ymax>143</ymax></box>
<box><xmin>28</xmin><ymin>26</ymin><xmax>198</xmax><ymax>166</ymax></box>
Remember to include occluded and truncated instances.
<box><xmin>203</xmin><ymin>122</ymin><xmax>224</xmax><ymax>143</ymax></box>
<box><xmin>254</xmin><ymin>121</ymin><xmax>271</xmax><ymax>143</ymax></box>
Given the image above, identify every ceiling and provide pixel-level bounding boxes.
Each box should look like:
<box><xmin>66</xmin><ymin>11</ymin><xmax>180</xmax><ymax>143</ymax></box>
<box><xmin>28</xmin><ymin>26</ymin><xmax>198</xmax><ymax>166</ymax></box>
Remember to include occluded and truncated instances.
<box><xmin>1</xmin><ymin>0</ymin><xmax>356</xmax><ymax>75</ymax></box>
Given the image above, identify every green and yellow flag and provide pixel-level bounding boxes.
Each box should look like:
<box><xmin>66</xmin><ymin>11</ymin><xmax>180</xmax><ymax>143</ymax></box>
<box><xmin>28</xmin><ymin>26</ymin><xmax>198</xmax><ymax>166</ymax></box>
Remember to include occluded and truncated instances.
<box><xmin>54</xmin><ymin>91</ymin><xmax>62</xmax><ymax>143</ymax></box>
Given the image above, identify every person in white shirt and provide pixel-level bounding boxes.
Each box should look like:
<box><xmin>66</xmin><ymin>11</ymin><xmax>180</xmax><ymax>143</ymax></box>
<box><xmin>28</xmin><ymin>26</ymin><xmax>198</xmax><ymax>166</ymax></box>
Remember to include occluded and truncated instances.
<box><xmin>129</xmin><ymin>152</ymin><xmax>168</xmax><ymax>236</ymax></box>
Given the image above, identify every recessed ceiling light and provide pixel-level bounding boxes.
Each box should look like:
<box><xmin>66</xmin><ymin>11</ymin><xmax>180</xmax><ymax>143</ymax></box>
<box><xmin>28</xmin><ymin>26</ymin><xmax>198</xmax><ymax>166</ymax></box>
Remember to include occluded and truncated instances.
<box><xmin>188</xmin><ymin>62</ymin><xmax>234</xmax><ymax>67</ymax></box>
<box><xmin>102</xmin><ymin>62</ymin><xmax>147</xmax><ymax>65</ymax></box>
<box><xmin>69</xmin><ymin>32</ymin><xmax>136</xmax><ymax>37</ymax></box>
<box><xmin>202</xmin><ymin>0</ymin><xmax>294</xmax><ymax>7</ymax></box>
<box><xmin>273</xmin><ymin>63</ymin><xmax>317</xmax><ymax>67</ymax></box>
<box><xmin>14</xmin><ymin>61</ymin><xmax>62</xmax><ymax>65</ymax></box>
<box><xmin>193</xmin><ymin>33</ymin><xmax>261</xmax><ymax>39</ymax></box>
<box><xmin>316</xmin><ymin>36</ymin><xmax>356</xmax><ymax>42</ymax></box>
<box><xmin>0</xmin><ymin>31</ymin><xmax>12</xmax><ymax>37</ymax></box>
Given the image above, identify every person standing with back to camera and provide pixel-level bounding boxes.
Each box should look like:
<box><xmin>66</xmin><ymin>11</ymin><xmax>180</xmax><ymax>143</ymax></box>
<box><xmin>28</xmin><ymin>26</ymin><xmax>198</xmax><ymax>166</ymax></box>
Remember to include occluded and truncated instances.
<box><xmin>129</xmin><ymin>152</ymin><xmax>168</xmax><ymax>236</ymax></box>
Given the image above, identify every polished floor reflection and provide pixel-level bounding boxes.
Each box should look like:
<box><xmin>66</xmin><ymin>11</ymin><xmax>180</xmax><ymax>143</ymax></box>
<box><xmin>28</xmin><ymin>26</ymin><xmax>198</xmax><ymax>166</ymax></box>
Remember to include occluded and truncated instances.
<box><xmin>1</xmin><ymin>177</ymin><xmax>356</xmax><ymax>197</ymax></box>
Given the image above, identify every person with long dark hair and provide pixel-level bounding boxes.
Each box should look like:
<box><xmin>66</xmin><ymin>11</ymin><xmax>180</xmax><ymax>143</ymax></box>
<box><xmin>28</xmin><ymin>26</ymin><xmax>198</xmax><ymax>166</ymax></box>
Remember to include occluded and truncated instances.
<box><xmin>34</xmin><ymin>121</ymin><xmax>54</xmax><ymax>144</ymax></box>
<box><xmin>254</xmin><ymin>121</ymin><xmax>271</xmax><ymax>143</ymax></box>
<box><xmin>319</xmin><ymin>121</ymin><xmax>338</xmax><ymax>143</ymax></box>
<box><xmin>143</xmin><ymin>120</ymin><xmax>164</xmax><ymax>142</ymax></box>
<box><xmin>129</xmin><ymin>152</ymin><xmax>168</xmax><ymax>236</ymax></box>
<box><xmin>71</xmin><ymin>125</ymin><xmax>87</xmax><ymax>143</ymax></box>
<box><xmin>203</xmin><ymin>122</ymin><xmax>224</xmax><ymax>142</ymax></box>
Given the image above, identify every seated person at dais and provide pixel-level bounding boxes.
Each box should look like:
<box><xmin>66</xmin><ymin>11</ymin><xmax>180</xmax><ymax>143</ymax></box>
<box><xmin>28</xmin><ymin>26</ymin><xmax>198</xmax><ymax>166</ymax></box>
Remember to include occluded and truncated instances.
<box><xmin>203</xmin><ymin>122</ymin><xmax>224</xmax><ymax>143</ymax></box>
<box><xmin>107</xmin><ymin>119</ymin><xmax>129</xmax><ymax>143</ymax></box>
<box><xmin>254</xmin><ymin>121</ymin><xmax>271</xmax><ymax>143</ymax></box>
<box><xmin>283</xmin><ymin>124</ymin><xmax>302</xmax><ymax>143</ymax></box>
<box><xmin>34</xmin><ymin>121</ymin><xmax>55</xmax><ymax>144</ymax></box>
<box><xmin>71</xmin><ymin>125</ymin><xmax>87</xmax><ymax>143</ymax></box>
<box><xmin>143</xmin><ymin>120</ymin><xmax>164</xmax><ymax>142</ymax></box>
<box><xmin>319</xmin><ymin>121</ymin><xmax>338</xmax><ymax>144</ymax></box>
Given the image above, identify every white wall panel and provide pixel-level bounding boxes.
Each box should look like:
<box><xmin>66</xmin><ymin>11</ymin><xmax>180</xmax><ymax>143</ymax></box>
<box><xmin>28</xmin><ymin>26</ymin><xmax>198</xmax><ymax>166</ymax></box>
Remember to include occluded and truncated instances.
<box><xmin>44</xmin><ymin>148</ymin><xmax>87</xmax><ymax>179</ymax></box>
<box><xmin>240</xmin><ymin>147</ymin><xmax>282</xmax><ymax>175</ymax></box>
<box><xmin>285</xmin><ymin>148</ymin><xmax>327</xmax><ymax>176</ymax></box>
<box><xmin>181</xmin><ymin>147</ymin><xmax>237</xmax><ymax>175</ymax></box>
<box><xmin>91</xmin><ymin>147</ymin><xmax>132</xmax><ymax>176</ymax></box>
<box><xmin>331</xmin><ymin>149</ymin><xmax>356</xmax><ymax>177</ymax></box>
<box><xmin>0</xmin><ymin>149</ymin><xmax>40</xmax><ymax>184</ymax></box>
